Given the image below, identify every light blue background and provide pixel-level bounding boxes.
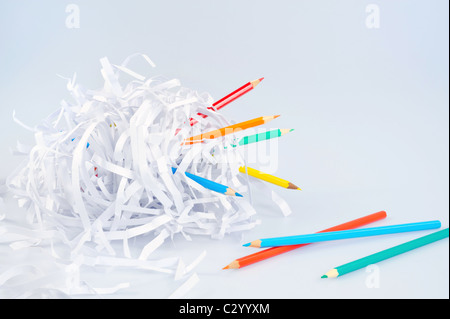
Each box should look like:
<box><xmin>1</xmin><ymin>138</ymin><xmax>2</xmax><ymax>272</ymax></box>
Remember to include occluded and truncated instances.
<box><xmin>0</xmin><ymin>1</ymin><xmax>448</xmax><ymax>298</ymax></box>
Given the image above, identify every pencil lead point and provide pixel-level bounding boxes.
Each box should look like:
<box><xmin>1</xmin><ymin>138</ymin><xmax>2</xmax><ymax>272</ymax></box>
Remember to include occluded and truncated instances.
<box><xmin>321</xmin><ymin>275</ymin><xmax>328</xmax><ymax>279</ymax></box>
<box><xmin>287</xmin><ymin>182</ymin><xmax>300</xmax><ymax>190</ymax></box>
<box><xmin>222</xmin><ymin>265</ymin><xmax>229</xmax><ymax>270</ymax></box>
<box><xmin>252</xmin><ymin>78</ymin><xmax>264</xmax><ymax>87</ymax></box>
<box><xmin>274</xmin><ymin>115</ymin><xmax>281</xmax><ymax>119</ymax></box>
<box><xmin>242</xmin><ymin>243</ymin><xmax>250</xmax><ymax>247</ymax></box>
<box><xmin>225</xmin><ymin>188</ymin><xmax>242</xmax><ymax>197</ymax></box>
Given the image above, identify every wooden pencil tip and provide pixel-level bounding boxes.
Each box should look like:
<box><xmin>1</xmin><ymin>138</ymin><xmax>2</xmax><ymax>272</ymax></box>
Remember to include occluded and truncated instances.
<box><xmin>263</xmin><ymin>115</ymin><xmax>280</xmax><ymax>122</ymax></box>
<box><xmin>323</xmin><ymin>269</ymin><xmax>339</xmax><ymax>278</ymax></box>
<box><xmin>280</xmin><ymin>129</ymin><xmax>294</xmax><ymax>136</ymax></box>
<box><xmin>225</xmin><ymin>188</ymin><xmax>243</xmax><ymax>197</ymax></box>
<box><xmin>245</xmin><ymin>240</ymin><xmax>262</xmax><ymax>248</ymax></box>
<box><xmin>223</xmin><ymin>260</ymin><xmax>240</xmax><ymax>269</ymax></box>
<box><xmin>251</xmin><ymin>78</ymin><xmax>264</xmax><ymax>88</ymax></box>
<box><xmin>287</xmin><ymin>182</ymin><xmax>300</xmax><ymax>190</ymax></box>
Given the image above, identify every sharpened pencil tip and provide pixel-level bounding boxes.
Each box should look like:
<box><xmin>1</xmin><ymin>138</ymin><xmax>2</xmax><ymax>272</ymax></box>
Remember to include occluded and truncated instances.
<box><xmin>288</xmin><ymin>182</ymin><xmax>300</xmax><ymax>190</ymax></box>
<box><xmin>225</xmin><ymin>188</ymin><xmax>243</xmax><ymax>197</ymax></box>
<box><xmin>274</xmin><ymin>115</ymin><xmax>281</xmax><ymax>119</ymax></box>
<box><xmin>321</xmin><ymin>275</ymin><xmax>328</xmax><ymax>279</ymax></box>
<box><xmin>224</xmin><ymin>260</ymin><xmax>240</xmax><ymax>269</ymax></box>
<box><xmin>251</xmin><ymin>78</ymin><xmax>264</xmax><ymax>88</ymax></box>
<box><xmin>242</xmin><ymin>243</ymin><xmax>250</xmax><ymax>247</ymax></box>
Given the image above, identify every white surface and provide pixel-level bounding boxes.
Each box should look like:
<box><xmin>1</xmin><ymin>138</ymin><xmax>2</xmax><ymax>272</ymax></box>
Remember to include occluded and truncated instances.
<box><xmin>0</xmin><ymin>0</ymin><xmax>448</xmax><ymax>299</ymax></box>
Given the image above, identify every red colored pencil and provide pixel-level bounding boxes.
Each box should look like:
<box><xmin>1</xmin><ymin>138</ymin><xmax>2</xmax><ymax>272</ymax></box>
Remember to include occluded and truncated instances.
<box><xmin>189</xmin><ymin>78</ymin><xmax>264</xmax><ymax>126</ymax></box>
<box><xmin>223</xmin><ymin>211</ymin><xmax>387</xmax><ymax>269</ymax></box>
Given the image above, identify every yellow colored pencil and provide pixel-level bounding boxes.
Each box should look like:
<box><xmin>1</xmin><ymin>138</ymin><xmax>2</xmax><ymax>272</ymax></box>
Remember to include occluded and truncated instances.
<box><xmin>239</xmin><ymin>166</ymin><xmax>301</xmax><ymax>190</ymax></box>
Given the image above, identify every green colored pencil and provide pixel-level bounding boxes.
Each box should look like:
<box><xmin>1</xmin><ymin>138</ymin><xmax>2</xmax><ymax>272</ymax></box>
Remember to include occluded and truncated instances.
<box><xmin>228</xmin><ymin>129</ymin><xmax>294</xmax><ymax>148</ymax></box>
<box><xmin>321</xmin><ymin>228</ymin><xmax>449</xmax><ymax>278</ymax></box>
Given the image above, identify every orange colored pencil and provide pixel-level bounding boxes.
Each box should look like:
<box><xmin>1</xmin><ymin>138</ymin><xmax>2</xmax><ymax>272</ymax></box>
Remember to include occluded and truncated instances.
<box><xmin>223</xmin><ymin>211</ymin><xmax>387</xmax><ymax>269</ymax></box>
<box><xmin>183</xmin><ymin>115</ymin><xmax>280</xmax><ymax>145</ymax></box>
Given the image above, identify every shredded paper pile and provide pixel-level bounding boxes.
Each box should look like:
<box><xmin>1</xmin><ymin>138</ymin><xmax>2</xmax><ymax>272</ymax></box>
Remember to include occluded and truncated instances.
<box><xmin>0</xmin><ymin>54</ymin><xmax>291</xmax><ymax>298</ymax></box>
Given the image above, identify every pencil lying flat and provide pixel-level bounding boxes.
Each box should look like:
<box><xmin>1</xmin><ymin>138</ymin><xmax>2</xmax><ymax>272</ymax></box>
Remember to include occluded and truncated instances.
<box><xmin>172</xmin><ymin>167</ymin><xmax>243</xmax><ymax>197</ymax></box>
<box><xmin>223</xmin><ymin>211</ymin><xmax>387</xmax><ymax>269</ymax></box>
<box><xmin>243</xmin><ymin>220</ymin><xmax>441</xmax><ymax>248</ymax></box>
<box><xmin>239</xmin><ymin>166</ymin><xmax>301</xmax><ymax>190</ymax></box>
<box><xmin>322</xmin><ymin>228</ymin><xmax>449</xmax><ymax>278</ymax></box>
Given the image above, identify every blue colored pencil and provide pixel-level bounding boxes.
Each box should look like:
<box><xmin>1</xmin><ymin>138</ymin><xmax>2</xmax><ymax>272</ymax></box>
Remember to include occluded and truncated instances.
<box><xmin>171</xmin><ymin>167</ymin><xmax>243</xmax><ymax>197</ymax></box>
<box><xmin>243</xmin><ymin>220</ymin><xmax>441</xmax><ymax>247</ymax></box>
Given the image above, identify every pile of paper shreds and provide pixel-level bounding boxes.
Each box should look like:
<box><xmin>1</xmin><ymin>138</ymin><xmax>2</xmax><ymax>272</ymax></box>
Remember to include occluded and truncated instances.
<box><xmin>0</xmin><ymin>54</ymin><xmax>292</xmax><ymax>298</ymax></box>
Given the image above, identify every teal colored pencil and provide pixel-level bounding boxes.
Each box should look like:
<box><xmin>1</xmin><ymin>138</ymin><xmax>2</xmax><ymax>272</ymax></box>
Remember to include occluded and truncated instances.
<box><xmin>171</xmin><ymin>167</ymin><xmax>243</xmax><ymax>197</ymax></box>
<box><xmin>243</xmin><ymin>220</ymin><xmax>442</xmax><ymax>247</ymax></box>
<box><xmin>322</xmin><ymin>228</ymin><xmax>449</xmax><ymax>278</ymax></box>
<box><xmin>227</xmin><ymin>129</ymin><xmax>294</xmax><ymax>148</ymax></box>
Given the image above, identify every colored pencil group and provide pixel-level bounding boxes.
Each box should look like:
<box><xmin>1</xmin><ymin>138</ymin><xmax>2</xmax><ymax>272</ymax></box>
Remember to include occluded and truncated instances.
<box><xmin>182</xmin><ymin>115</ymin><xmax>280</xmax><ymax>145</ymax></box>
<box><xmin>180</xmin><ymin>77</ymin><xmax>302</xmax><ymax>192</ymax></box>
<box><xmin>223</xmin><ymin>211</ymin><xmax>388</xmax><ymax>269</ymax></box>
<box><xmin>171</xmin><ymin>76</ymin><xmax>448</xmax><ymax>281</ymax></box>
<box><xmin>224</xmin><ymin>211</ymin><xmax>448</xmax><ymax>277</ymax></box>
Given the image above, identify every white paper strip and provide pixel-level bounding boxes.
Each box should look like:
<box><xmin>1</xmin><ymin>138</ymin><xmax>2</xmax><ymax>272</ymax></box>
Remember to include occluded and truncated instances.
<box><xmin>168</xmin><ymin>273</ymin><xmax>200</xmax><ymax>299</ymax></box>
